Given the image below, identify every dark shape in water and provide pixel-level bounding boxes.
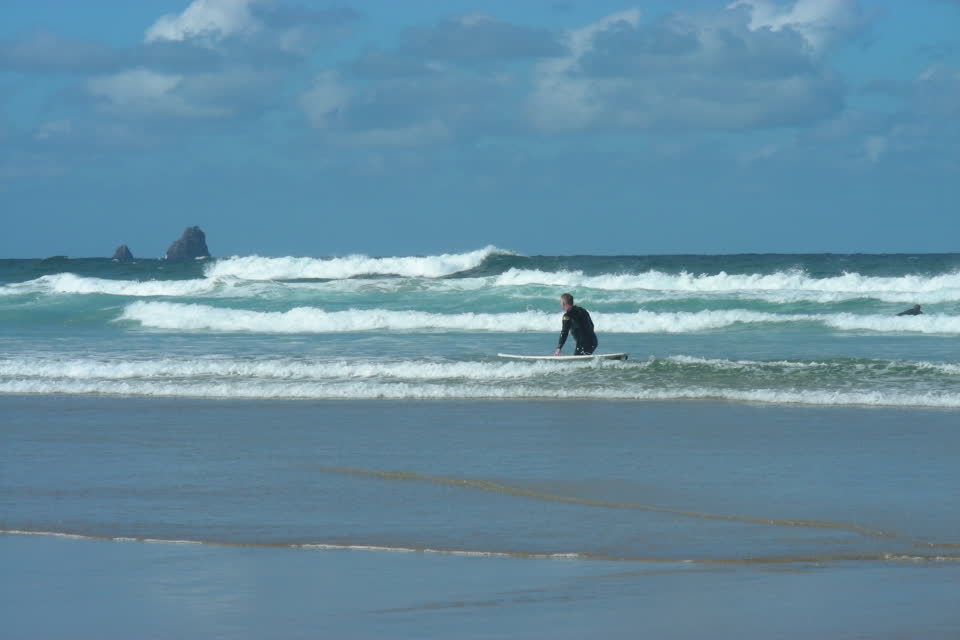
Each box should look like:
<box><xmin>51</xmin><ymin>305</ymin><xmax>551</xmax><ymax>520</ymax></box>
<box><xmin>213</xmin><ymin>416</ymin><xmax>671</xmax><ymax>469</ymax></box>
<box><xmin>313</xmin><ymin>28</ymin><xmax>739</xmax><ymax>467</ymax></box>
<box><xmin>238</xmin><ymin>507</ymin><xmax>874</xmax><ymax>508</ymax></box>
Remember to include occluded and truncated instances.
<box><xmin>164</xmin><ymin>226</ymin><xmax>210</xmax><ymax>261</ymax></box>
<box><xmin>896</xmin><ymin>304</ymin><xmax>922</xmax><ymax>316</ymax></box>
<box><xmin>112</xmin><ymin>245</ymin><xmax>134</xmax><ymax>261</ymax></box>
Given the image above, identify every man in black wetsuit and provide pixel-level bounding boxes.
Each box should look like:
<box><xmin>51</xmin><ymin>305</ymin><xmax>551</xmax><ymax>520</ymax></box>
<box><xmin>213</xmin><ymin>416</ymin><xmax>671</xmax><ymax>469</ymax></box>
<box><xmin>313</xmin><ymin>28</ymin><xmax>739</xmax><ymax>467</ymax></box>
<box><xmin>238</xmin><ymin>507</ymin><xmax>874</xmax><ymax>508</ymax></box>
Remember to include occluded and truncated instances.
<box><xmin>554</xmin><ymin>293</ymin><xmax>598</xmax><ymax>356</ymax></box>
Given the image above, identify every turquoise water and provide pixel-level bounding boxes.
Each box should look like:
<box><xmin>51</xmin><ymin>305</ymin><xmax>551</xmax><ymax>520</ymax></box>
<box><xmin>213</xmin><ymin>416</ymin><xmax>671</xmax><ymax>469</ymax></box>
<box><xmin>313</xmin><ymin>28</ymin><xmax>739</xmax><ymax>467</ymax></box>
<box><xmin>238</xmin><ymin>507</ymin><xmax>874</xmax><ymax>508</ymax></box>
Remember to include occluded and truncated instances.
<box><xmin>2</xmin><ymin>248</ymin><xmax>960</xmax><ymax>405</ymax></box>
<box><xmin>2</xmin><ymin>249</ymin><xmax>959</xmax><ymax>637</ymax></box>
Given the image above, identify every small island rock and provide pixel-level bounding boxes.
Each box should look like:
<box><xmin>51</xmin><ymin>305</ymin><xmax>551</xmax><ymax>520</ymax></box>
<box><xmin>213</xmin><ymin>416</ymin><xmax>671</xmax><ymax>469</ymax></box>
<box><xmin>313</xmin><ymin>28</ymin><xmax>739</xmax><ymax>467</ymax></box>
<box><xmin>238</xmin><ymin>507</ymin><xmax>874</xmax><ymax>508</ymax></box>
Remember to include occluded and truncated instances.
<box><xmin>112</xmin><ymin>245</ymin><xmax>134</xmax><ymax>261</ymax></box>
<box><xmin>164</xmin><ymin>226</ymin><xmax>210</xmax><ymax>261</ymax></box>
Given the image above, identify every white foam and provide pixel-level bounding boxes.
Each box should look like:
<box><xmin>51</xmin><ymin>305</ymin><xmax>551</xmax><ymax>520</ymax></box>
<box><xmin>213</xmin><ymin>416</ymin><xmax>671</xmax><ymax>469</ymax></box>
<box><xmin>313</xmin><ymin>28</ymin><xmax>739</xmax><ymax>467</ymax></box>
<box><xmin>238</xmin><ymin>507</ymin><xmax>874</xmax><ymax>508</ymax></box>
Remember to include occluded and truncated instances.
<box><xmin>5</xmin><ymin>263</ymin><xmax>958</xmax><ymax>306</ymax></box>
<box><xmin>204</xmin><ymin>246</ymin><xmax>511</xmax><ymax>280</ymax></box>
<box><xmin>0</xmin><ymin>529</ymin><xmax>204</xmax><ymax>546</ymax></box>
<box><xmin>2</xmin><ymin>529</ymin><xmax>91</xmax><ymax>540</ymax></box>
<box><xmin>0</xmin><ymin>356</ymin><xmax>591</xmax><ymax>382</ymax></box>
<box><xmin>653</xmin><ymin>355</ymin><xmax>960</xmax><ymax>376</ymax></box>
<box><xmin>663</xmin><ymin>355</ymin><xmax>833</xmax><ymax>370</ymax></box>
<box><xmin>823</xmin><ymin>313</ymin><xmax>960</xmax><ymax>335</ymax></box>
<box><xmin>6</xmin><ymin>354</ymin><xmax>959</xmax><ymax>383</ymax></box>
<box><xmin>118</xmin><ymin>301</ymin><xmax>554</xmax><ymax>332</ymax></box>
<box><xmin>3</xmin><ymin>378</ymin><xmax>960</xmax><ymax>407</ymax></box>
<box><xmin>0</xmin><ymin>530</ymin><xmax>582</xmax><ymax>559</ymax></box>
<box><xmin>494</xmin><ymin>268</ymin><xmax>960</xmax><ymax>303</ymax></box>
<box><xmin>117</xmin><ymin>302</ymin><xmax>960</xmax><ymax>335</ymax></box>
<box><xmin>0</xmin><ymin>273</ymin><xmax>218</xmax><ymax>297</ymax></box>
<box><xmin>117</xmin><ymin>302</ymin><xmax>804</xmax><ymax>334</ymax></box>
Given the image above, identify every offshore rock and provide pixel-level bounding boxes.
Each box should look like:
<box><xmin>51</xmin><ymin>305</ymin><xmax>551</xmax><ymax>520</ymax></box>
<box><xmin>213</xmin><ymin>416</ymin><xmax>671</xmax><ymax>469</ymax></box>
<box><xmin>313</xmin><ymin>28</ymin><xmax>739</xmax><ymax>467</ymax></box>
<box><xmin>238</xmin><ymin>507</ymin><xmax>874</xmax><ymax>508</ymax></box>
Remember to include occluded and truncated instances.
<box><xmin>164</xmin><ymin>226</ymin><xmax>210</xmax><ymax>261</ymax></box>
<box><xmin>112</xmin><ymin>245</ymin><xmax>134</xmax><ymax>261</ymax></box>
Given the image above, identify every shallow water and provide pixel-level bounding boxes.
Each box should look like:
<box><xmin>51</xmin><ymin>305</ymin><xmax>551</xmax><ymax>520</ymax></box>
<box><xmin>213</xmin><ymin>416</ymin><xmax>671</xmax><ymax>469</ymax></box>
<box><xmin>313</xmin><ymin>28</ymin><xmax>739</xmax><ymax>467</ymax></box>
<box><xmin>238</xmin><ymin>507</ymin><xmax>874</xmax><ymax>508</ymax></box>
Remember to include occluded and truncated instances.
<box><xmin>4</xmin><ymin>397</ymin><xmax>958</xmax><ymax>561</ymax></box>
<box><xmin>3</xmin><ymin>397</ymin><xmax>959</xmax><ymax>638</ymax></box>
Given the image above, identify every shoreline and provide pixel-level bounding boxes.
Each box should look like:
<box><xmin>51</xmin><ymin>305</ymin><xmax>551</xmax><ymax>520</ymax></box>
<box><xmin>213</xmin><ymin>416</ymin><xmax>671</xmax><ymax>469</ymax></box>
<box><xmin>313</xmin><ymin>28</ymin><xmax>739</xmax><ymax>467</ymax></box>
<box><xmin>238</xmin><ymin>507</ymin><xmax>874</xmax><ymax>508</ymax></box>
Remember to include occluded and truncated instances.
<box><xmin>4</xmin><ymin>534</ymin><xmax>960</xmax><ymax>640</ymax></box>
<box><xmin>3</xmin><ymin>391</ymin><xmax>960</xmax><ymax>411</ymax></box>
<box><xmin>4</xmin><ymin>528</ymin><xmax>959</xmax><ymax>566</ymax></box>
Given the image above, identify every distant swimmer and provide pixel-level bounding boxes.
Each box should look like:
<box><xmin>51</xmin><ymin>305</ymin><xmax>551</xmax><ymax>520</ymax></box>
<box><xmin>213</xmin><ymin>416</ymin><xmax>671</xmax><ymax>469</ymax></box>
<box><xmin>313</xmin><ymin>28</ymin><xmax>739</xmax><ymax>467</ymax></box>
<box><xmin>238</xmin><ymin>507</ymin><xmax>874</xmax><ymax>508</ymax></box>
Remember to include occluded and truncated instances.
<box><xmin>897</xmin><ymin>304</ymin><xmax>923</xmax><ymax>316</ymax></box>
<box><xmin>554</xmin><ymin>293</ymin><xmax>598</xmax><ymax>356</ymax></box>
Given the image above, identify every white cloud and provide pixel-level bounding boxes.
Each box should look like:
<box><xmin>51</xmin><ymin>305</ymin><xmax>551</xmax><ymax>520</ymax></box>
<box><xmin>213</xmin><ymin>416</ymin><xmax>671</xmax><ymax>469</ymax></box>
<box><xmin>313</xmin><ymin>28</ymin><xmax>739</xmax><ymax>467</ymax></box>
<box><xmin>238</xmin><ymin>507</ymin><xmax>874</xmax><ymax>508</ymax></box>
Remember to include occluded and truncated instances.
<box><xmin>145</xmin><ymin>0</ymin><xmax>260</xmax><ymax>44</ymax></box>
<box><xmin>729</xmin><ymin>0</ymin><xmax>865</xmax><ymax>53</ymax></box>
<box><xmin>864</xmin><ymin>135</ymin><xmax>886</xmax><ymax>162</ymax></box>
<box><xmin>33</xmin><ymin>120</ymin><xmax>73</xmax><ymax>141</ymax></box>
<box><xmin>299</xmin><ymin>72</ymin><xmax>351</xmax><ymax>129</ymax></box>
<box><xmin>913</xmin><ymin>64</ymin><xmax>960</xmax><ymax>115</ymax></box>
<box><xmin>142</xmin><ymin>0</ymin><xmax>356</xmax><ymax>56</ymax></box>
<box><xmin>738</xmin><ymin>143</ymin><xmax>781</xmax><ymax>165</ymax></box>
<box><xmin>334</xmin><ymin>120</ymin><xmax>452</xmax><ymax>148</ymax></box>
<box><xmin>527</xmin><ymin>10</ymin><xmax>641</xmax><ymax>131</ymax></box>
<box><xmin>526</xmin><ymin>4</ymin><xmax>846</xmax><ymax>133</ymax></box>
<box><xmin>566</xmin><ymin>8</ymin><xmax>642</xmax><ymax>60</ymax></box>
<box><xmin>0</xmin><ymin>28</ymin><xmax>117</xmax><ymax>72</ymax></box>
<box><xmin>88</xmin><ymin>69</ymin><xmax>179</xmax><ymax>103</ymax></box>
<box><xmin>87</xmin><ymin>69</ymin><xmax>227</xmax><ymax>118</ymax></box>
<box><xmin>298</xmin><ymin>68</ymin><xmax>476</xmax><ymax>146</ymax></box>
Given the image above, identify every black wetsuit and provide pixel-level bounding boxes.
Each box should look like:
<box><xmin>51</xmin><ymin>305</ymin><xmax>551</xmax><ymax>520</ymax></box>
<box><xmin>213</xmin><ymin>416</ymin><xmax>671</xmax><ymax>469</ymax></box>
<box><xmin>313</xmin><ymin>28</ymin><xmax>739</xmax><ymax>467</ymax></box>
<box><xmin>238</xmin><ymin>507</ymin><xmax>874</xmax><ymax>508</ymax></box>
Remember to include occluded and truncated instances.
<box><xmin>558</xmin><ymin>305</ymin><xmax>598</xmax><ymax>355</ymax></box>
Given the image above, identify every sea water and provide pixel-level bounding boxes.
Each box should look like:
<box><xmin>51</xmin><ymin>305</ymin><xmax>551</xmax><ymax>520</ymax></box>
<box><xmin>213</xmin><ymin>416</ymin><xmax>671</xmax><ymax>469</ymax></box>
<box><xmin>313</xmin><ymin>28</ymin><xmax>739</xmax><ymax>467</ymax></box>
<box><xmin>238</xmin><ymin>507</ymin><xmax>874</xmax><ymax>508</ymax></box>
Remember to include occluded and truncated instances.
<box><xmin>3</xmin><ymin>248</ymin><xmax>960</xmax><ymax>405</ymax></box>
<box><xmin>2</xmin><ymin>249</ymin><xmax>959</xmax><ymax>638</ymax></box>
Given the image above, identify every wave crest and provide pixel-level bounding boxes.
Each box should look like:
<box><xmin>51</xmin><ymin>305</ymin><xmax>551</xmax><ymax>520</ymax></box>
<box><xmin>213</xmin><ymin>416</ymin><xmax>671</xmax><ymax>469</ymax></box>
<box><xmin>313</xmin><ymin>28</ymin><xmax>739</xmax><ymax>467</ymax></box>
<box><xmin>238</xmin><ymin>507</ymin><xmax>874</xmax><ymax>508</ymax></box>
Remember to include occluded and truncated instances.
<box><xmin>204</xmin><ymin>246</ymin><xmax>511</xmax><ymax>280</ymax></box>
<box><xmin>117</xmin><ymin>302</ymin><xmax>960</xmax><ymax>335</ymax></box>
<box><xmin>495</xmin><ymin>268</ymin><xmax>960</xmax><ymax>302</ymax></box>
<box><xmin>0</xmin><ymin>273</ymin><xmax>217</xmax><ymax>297</ymax></box>
<box><xmin>5</xmin><ymin>353</ymin><xmax>960</xmax><ymax>407</ymax></box>
<box><xmin>3</xmin><ymin>377</ymin><xmax>960</xmax><ymax>407</ymax></box>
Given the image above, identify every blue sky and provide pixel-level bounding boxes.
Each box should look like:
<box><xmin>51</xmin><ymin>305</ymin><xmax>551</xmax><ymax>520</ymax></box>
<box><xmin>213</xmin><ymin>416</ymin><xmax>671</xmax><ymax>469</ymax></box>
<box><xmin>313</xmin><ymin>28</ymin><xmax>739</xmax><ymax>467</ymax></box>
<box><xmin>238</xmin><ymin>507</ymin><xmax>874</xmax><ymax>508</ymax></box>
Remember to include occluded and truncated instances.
<box><xmin>1</xmin><ymin>0</ymin><xmax>958</xmax><ymax>257</ymax></box>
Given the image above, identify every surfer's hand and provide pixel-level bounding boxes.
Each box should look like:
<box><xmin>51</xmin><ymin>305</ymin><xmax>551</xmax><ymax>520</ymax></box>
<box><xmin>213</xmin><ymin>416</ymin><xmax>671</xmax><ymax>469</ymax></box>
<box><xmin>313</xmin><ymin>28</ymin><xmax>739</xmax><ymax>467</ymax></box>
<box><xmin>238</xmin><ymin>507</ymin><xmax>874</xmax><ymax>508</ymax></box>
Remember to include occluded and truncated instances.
<box><xmin>554</xmin><ymin>348</ymin><xmax>561</xmax><ymax>356</ymax></box>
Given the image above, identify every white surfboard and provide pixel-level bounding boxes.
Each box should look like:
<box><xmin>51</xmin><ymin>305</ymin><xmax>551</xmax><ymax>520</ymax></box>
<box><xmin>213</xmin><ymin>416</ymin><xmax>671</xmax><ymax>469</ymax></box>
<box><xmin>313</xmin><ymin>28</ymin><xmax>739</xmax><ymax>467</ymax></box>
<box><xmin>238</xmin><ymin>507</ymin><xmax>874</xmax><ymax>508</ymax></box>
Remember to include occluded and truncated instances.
<box><xmin>497</xmin><ymin>353</ymin><xmax>628</xmax><ymax>361</ymax></box>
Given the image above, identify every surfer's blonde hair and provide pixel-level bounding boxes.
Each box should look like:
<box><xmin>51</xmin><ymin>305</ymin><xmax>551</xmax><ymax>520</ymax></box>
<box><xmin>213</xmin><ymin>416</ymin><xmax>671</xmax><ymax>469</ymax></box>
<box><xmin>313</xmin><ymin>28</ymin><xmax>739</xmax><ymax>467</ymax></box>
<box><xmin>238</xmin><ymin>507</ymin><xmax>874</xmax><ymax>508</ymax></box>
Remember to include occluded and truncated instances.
<box><xmin>560</xmin><ymin>293</ymin><xmax>574</xmax><ymax>306</ymax></box>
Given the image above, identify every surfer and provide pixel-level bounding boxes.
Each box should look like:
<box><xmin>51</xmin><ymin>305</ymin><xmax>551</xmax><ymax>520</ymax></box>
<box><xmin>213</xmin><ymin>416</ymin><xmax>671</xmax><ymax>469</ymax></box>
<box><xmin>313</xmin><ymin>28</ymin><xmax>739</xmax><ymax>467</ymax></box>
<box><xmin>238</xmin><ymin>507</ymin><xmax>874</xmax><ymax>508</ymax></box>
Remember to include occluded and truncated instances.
<box><xmin>554</xmin><ymin>293</ymin><xmax>598</xmax><ymax>356</ymax></box>
<box><xmin>896</xmin><ymin>304</ymin><xmax>922</xmax><ymax>316</ymax></box>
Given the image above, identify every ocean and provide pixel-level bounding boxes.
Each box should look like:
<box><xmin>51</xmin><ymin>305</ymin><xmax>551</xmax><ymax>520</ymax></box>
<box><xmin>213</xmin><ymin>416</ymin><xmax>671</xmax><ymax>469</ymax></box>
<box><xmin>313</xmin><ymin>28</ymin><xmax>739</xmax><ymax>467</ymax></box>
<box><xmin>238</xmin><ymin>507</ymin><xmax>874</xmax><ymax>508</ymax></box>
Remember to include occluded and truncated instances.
<box><xmin>2</xmin><ymin>248</ymin><xmax>959</xmax><ymax>638</ymax></box>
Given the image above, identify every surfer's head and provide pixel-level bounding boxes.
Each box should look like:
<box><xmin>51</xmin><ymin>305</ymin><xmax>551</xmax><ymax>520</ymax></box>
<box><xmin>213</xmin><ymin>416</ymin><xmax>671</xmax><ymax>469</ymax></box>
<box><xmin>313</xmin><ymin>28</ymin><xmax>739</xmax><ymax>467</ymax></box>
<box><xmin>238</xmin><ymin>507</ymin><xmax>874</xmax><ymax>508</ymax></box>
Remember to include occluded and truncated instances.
<box><xmin>560</xmin><ymin>293</ymin><xmax>573</xmax><ymax>310</ymax></box>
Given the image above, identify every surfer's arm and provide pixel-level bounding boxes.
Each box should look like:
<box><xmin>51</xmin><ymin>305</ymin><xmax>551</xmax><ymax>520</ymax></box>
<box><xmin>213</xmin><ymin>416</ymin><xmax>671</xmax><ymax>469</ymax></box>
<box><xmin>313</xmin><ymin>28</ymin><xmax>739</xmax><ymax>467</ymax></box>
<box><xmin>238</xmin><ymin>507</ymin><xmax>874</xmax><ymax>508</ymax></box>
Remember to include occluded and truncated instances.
<box><xmin>557</xmin><ymin>314</ymin><xmax>571</xmax><ymax>350</ymax></box>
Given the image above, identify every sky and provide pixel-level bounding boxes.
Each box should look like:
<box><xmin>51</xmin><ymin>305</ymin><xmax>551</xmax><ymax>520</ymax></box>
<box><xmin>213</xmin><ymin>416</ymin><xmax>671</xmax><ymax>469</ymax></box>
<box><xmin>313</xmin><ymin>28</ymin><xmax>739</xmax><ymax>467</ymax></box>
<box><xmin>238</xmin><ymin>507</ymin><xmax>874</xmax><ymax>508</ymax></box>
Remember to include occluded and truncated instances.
<box><xmin>1</xmin><ymin>0</ymin><xmax>958</xmax><ymax>258</ymax></box>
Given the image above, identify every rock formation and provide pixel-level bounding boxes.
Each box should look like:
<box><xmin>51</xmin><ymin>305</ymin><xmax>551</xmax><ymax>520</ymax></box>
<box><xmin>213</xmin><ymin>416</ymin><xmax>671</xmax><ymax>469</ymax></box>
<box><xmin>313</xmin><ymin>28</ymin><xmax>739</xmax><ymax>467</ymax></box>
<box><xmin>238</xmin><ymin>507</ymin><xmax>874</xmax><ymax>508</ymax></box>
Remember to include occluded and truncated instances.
<box><xmin>164</xmin><ymin>226</ymin><xmax>210</xmax><ymax>261</ymax></box>
<box><xmin>112</xmin><ymin>245</ymin><xmax>134</xmax><ymax>261</ymax></box>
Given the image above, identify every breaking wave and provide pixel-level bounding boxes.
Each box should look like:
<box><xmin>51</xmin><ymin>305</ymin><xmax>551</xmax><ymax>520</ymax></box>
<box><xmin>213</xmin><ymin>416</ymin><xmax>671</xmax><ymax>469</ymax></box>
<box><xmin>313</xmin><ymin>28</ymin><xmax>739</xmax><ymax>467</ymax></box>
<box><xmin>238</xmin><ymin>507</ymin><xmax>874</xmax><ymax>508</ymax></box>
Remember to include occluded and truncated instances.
<box><xmin>204</xmin><ymin>246</ymin><xmax>511</xmax><ymax>280</ymax></box>
<box><xmin>4</xmin><ymin>258</ymin><xmax>959</xmax><ymax>308</ymax></box>
<box><xmin>0</xmin><ymin>273</ymin><xmax>219</xmax><ymax>297</ymax></box>
<box><xmin>495</xmin><ymin>268</ymin><xmax>960</xmax><ymax>303</ymax></box>
<box><xmin>117</xmin><ymin>301</ymin><xmax>960</xmax><ymax>335</ymax></box>
<box><xmin>0</xmin><ymin>356</ymin><xmax>592</xmax><ymax>381</ymax></box>
<box><xmin>3</xmin><ymin>377</ymin><xmax>960</xmax><ymax>407</ymax></box>
<box><xmin>6</xmin><ymin>354</ymin><xmax>959</xmax><ymax>382</ymax></box>
<box><xmin>4</xmin><ymin>353</ymin><xmax>960</xmax><ymax>407</ymax></box>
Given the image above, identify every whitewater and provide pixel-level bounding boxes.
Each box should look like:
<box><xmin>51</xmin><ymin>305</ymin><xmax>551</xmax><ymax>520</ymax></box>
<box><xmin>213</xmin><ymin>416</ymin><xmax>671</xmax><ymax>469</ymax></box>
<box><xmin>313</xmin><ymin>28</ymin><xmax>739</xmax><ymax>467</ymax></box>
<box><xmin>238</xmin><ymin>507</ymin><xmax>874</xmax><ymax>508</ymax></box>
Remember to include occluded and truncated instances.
<box><xmin>2</xmin><ymin>248</ymin><xmax>959</xmax><ymax>408</ymax></box>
